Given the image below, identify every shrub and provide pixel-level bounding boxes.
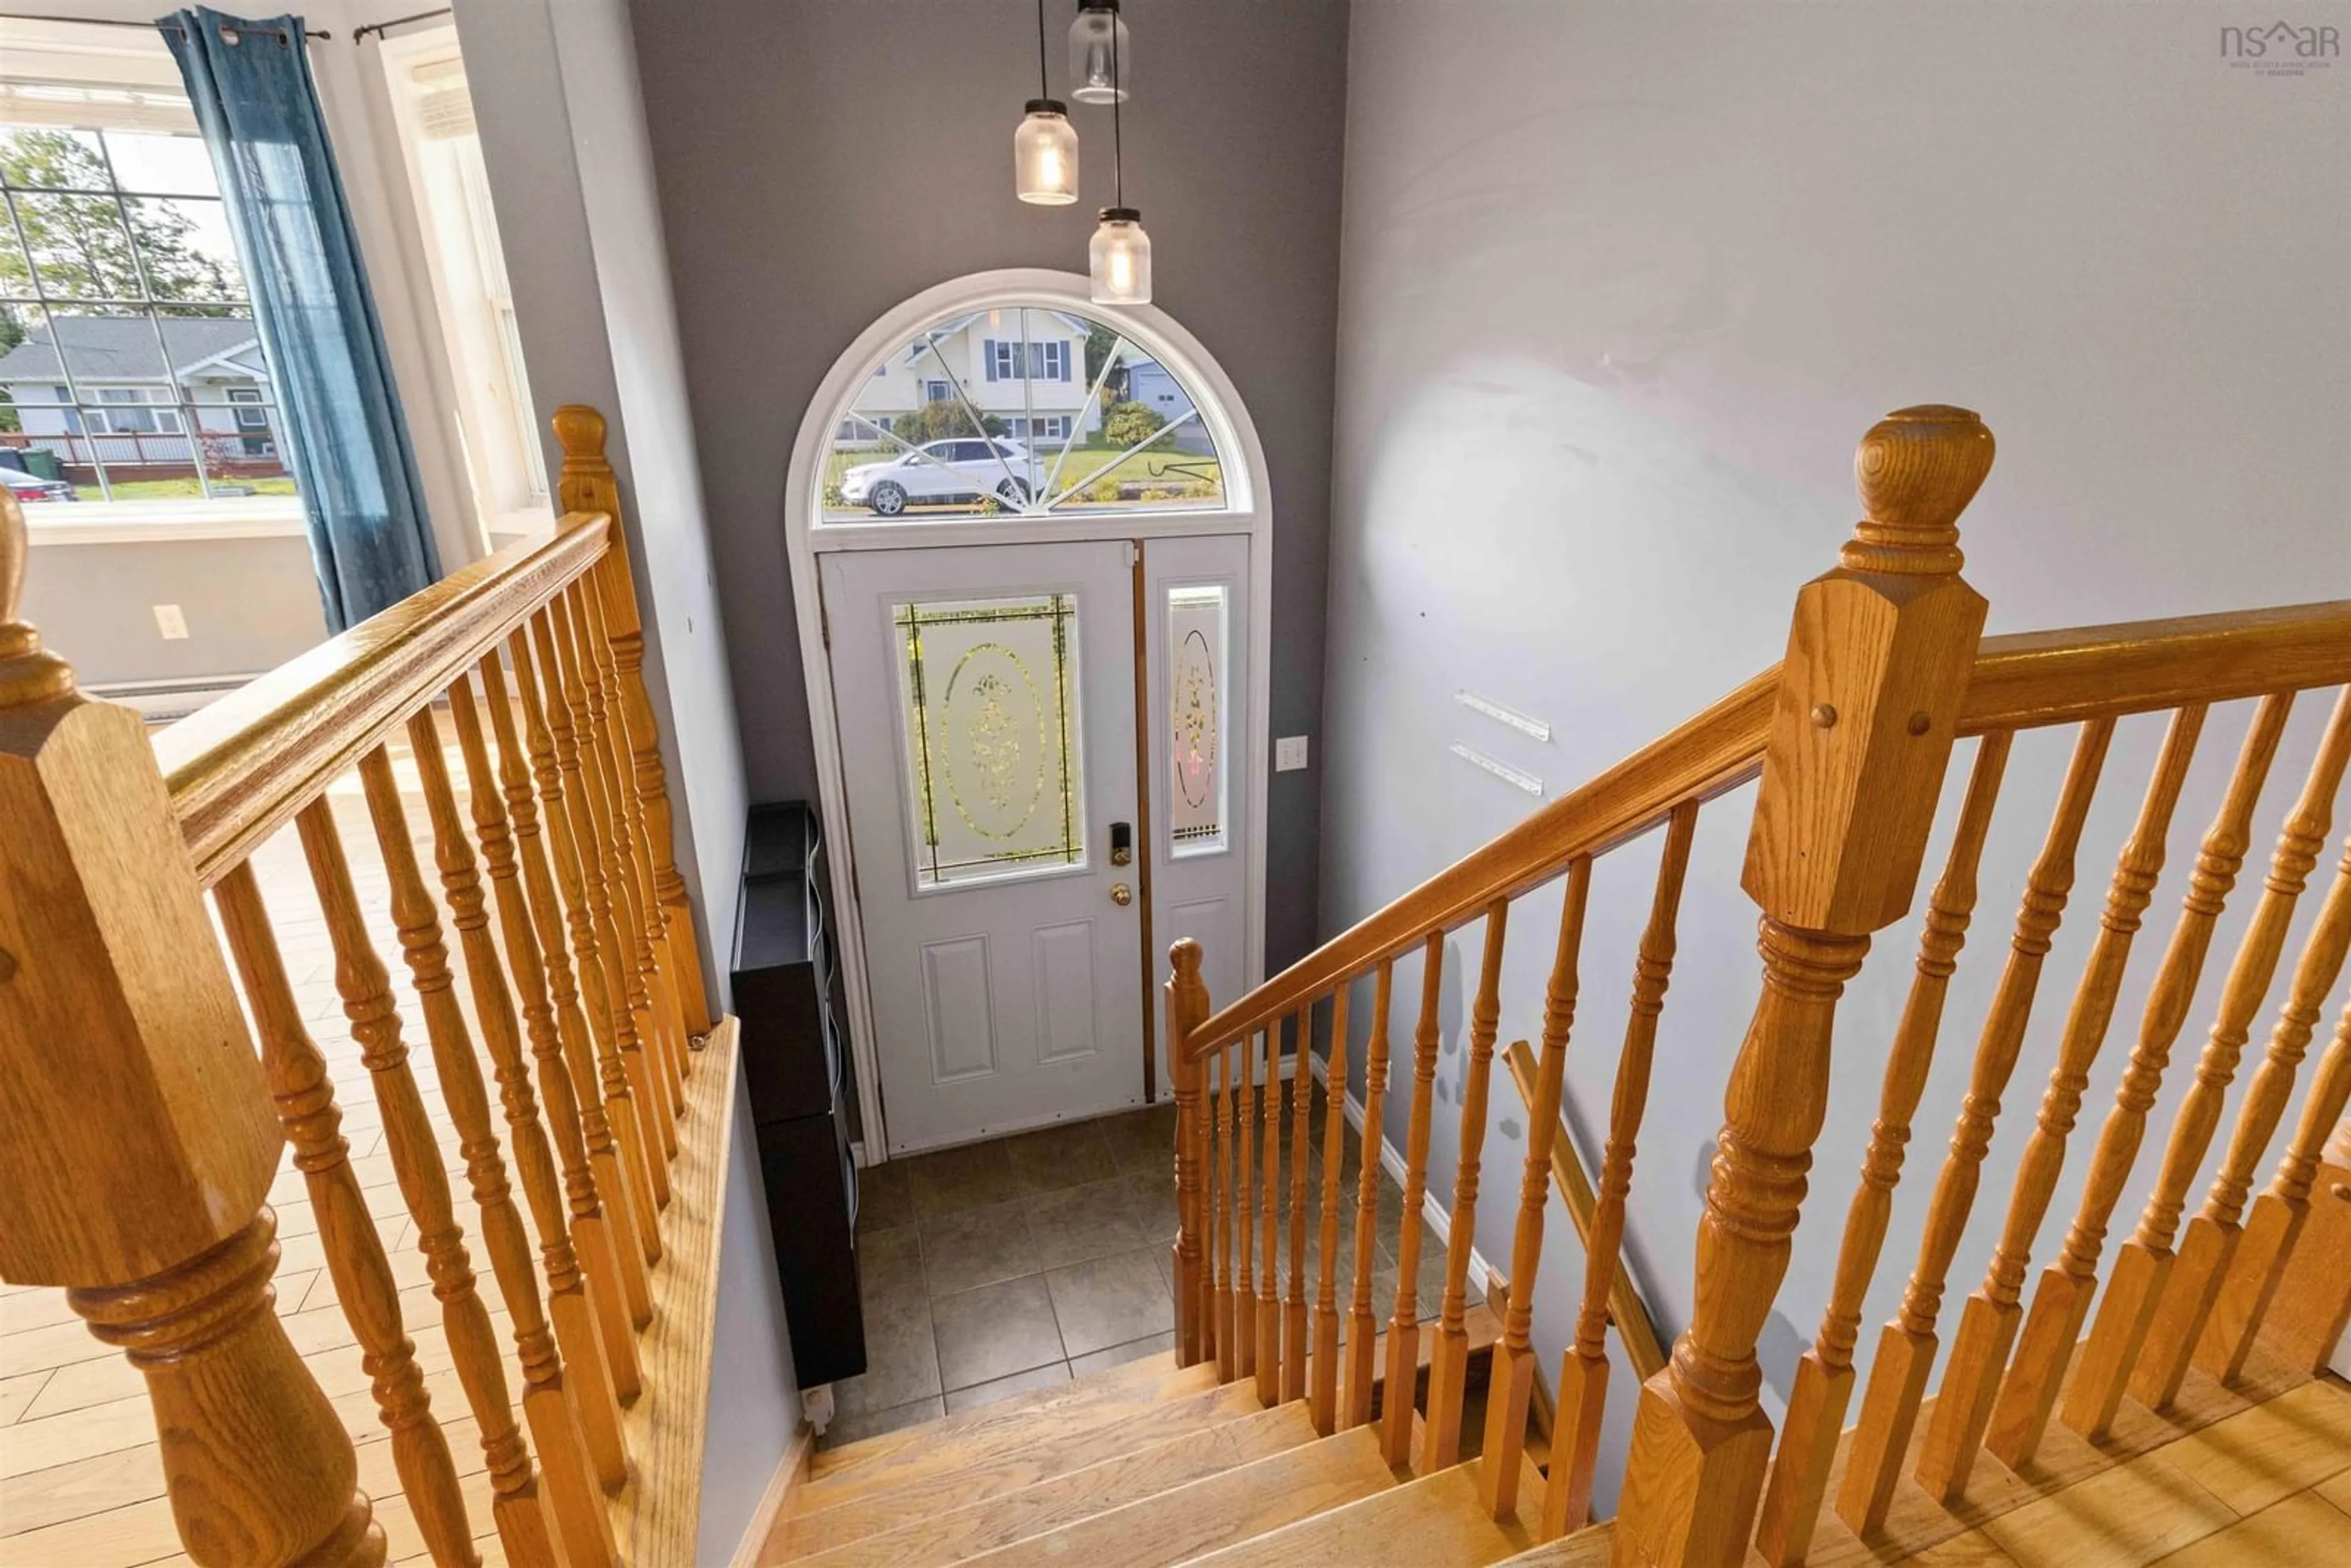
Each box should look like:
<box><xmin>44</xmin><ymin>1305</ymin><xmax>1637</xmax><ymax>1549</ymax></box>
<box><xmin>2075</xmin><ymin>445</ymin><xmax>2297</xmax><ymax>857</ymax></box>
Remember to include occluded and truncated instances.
<box><xmin>1101</xmin><ymin>400</ymin><xmax>1169</xmax><ymax>451</ymax></box>
<box><xmin>894</xmin><ymin>402</ymin><xmax>1007</xmax><ymax>445</ymax></box>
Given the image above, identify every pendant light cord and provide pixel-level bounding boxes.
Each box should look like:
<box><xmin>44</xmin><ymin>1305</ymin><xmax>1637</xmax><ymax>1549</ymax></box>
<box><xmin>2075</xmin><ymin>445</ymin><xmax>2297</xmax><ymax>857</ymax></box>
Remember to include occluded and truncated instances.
<box><xmin>1036</xmin><ymin>0</ymin><xmax>1050</xmax><ymax>99</ymax></box>
<box><xmin>1111</xmin><ymin>9</ymin><xmax>1124</xmax><ymax>207</ymax></box>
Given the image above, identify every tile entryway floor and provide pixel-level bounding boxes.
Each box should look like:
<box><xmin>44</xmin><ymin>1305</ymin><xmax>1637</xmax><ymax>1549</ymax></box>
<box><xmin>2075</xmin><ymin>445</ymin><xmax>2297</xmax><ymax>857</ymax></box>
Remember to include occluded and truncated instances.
<box><xmin>820</xmin><ymin>1082</ymin><xmax>1480</xmax><ymax>1448</ymax></box>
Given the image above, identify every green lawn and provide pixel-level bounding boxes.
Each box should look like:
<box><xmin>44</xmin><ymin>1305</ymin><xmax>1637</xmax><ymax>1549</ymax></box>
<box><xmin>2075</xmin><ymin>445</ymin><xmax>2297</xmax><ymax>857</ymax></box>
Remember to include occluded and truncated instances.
<box><xmin>72</xmin><ymin>476</ymin><xmax>299</xmax><ymax>502</ymax></box>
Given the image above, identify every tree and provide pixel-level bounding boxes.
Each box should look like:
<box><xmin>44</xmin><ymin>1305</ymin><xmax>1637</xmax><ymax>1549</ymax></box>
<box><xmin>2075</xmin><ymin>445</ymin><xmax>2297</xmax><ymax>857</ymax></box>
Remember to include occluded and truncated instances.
<box><xmin>0</xmin><ymin>129</ymin><xmax>239</xmax><ymax>302</ymax></box>
<box><xmin>1083</xmin><ymin>323</ymin><xmax>1123</xmax><ymax>397</ymax></box>
<box><xmin>1102</xmin><ymin>400</ymin><xmax>1169</xmax><ymax>451</ymax></box>
<box><xmin>894</xmin><ymin>400</ymin><xmax>1006</xmax><ymax>445</ymax></box>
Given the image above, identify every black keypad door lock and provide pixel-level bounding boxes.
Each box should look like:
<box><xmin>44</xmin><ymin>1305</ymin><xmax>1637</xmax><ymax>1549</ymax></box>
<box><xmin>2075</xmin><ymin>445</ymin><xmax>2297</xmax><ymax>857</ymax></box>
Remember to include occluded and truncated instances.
<box><xmin>1111</xmin><ymin>821</ymin><xmax>1132</xmax><ymax>866</ymax></box>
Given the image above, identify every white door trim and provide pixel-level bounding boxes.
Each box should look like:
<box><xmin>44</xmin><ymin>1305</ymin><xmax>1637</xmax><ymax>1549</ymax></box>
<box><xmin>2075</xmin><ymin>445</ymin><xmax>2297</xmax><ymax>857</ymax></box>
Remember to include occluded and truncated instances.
<box><xmin>782</xmin><ymin>269</ymin><xmax>1275</xmax><ymax>1161</ymax></box>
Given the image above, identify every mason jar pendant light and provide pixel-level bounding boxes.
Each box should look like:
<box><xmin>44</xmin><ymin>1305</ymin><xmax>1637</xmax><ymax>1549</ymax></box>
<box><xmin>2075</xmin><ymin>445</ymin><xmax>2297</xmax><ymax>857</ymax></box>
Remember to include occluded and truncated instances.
<box><xmin>1014</xmin><ymin>0</ymin><xmax>1077</xmax><ymax>204</ymax></box>
<box><xmin>1089</xmin><ymin>10</ymin><xmax>1150</xmax><ymax>303</ymax></box>
<box><xmin>1068</xmin><ymin>0</ymin><xmax>1129</xmax><ymax>105</ymax></box>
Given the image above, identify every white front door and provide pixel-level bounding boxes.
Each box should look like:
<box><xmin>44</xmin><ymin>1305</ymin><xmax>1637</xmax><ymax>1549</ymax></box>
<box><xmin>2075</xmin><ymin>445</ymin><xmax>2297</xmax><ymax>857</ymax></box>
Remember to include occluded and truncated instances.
<box><xmin>823</xmin><ymin>541</ymin><xmax>1146</xmax><ymax>1153</ymax></box>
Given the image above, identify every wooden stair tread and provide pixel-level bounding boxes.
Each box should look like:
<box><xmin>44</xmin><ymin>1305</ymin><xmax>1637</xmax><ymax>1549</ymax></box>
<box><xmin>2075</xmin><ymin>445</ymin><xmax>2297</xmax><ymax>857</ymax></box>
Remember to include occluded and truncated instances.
<box><xmin>957</xmin><ymin>1422</ymin><xmax>1403</xmax><ymax>1568</ymax></box>
<box><xmin>774</xmin><ymin>1404</ymin><xmax>1322</xmax><ymax>1568</ymax></box>
<box><xmin>1490</xmin><ymin>1366</ymin><xmax>2351</xmax><ymax>1568</ymax></box>
<box><xmin>1180</xmin><ymin>1452</ymin><xmax>1545</xmax><ymax>1568</ymax></box>
<box><xmin>775</xmin><ymin>1380</ymin><xmax>1268</xmax><ymax>1553</ymax></box>
<box><xmin>807</xmin><ymin>1351</ymin><xmax>1210</xmax><ymax>1482</ymax></box>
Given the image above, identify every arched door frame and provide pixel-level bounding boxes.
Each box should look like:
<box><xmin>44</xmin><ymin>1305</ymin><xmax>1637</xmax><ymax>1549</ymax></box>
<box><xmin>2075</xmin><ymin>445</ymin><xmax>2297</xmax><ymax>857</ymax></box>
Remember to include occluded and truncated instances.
<box><xmin>783</xmin><ymin>268</ymin><xmax>1275</xmax><ymax>1158</ymax></box>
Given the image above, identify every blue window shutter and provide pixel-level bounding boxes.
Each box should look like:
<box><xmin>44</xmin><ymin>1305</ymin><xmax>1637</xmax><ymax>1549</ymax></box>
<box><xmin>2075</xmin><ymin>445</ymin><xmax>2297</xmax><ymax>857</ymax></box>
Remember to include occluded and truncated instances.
<box><xmin>984</xmin><ymin>340</ymin><xmax>998</xmax><ymax>381</ymax></box>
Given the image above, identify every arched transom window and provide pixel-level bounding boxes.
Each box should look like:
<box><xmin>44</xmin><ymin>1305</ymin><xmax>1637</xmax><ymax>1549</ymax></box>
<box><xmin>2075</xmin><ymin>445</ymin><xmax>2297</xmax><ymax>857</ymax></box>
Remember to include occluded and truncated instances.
<box><xmin>818</xmin><ymin>304</ymin><xmax>1227</xmax><ymax>522</ymax></box>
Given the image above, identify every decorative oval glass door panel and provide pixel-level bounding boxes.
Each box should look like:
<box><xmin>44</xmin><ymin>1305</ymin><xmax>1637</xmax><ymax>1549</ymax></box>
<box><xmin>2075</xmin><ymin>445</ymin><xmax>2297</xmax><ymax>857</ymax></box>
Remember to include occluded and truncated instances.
<box><xmin>892</xmin><ymin>591</ymin><xmax>1087</xmax><ymax>888</ymax></box>
<box><xmin>1167</xmin><ymin>582</ymin><xmax>1227</xmax><ymax>857</ymax></box>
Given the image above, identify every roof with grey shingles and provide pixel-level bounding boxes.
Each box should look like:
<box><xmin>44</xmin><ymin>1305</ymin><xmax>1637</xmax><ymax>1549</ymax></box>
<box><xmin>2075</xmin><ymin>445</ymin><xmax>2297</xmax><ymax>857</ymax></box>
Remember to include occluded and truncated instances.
<box><xmin>0</xmin><ymin>316</ymin><xmax>264</xmax><ymax>384</ymax></box>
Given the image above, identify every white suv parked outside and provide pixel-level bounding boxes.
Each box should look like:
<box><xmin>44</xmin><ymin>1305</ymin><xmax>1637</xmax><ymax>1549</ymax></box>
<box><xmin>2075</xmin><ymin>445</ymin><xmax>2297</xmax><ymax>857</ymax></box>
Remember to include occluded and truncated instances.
<box><xmin>839</xmin><ymin>437</ymin><xmax>1041</xmax><ymax>516</ymax></box>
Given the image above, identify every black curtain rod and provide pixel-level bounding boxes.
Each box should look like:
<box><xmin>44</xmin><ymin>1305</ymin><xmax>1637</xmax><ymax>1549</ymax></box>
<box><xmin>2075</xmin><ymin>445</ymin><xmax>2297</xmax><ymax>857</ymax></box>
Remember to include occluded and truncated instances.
<box><xmin>352</xmin><ymin>7</ymin><xmax>449</xmax><ymax>44</ymax></box>
<box><xmin>0</xmin><ymin>12</ymin><xmax>332</xmax><ymax>41</ymax></box>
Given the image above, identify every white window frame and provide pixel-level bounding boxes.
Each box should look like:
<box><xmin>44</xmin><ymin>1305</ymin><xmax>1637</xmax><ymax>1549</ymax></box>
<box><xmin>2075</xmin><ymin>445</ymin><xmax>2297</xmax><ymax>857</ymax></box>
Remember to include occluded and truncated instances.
<box><xmin>784</xmin><ymin>269</ymin><xmax>1275</xmax><ymax>1151</ymax></box>
<box><xmin>375</xmin><ymin>24</ymin><xmax>552</xmax><ymax>542</ymax></box>
<box><xmin>225</xmin><ymin>383</ymin><xmax>267</xmax><ymax>430</ymax></box>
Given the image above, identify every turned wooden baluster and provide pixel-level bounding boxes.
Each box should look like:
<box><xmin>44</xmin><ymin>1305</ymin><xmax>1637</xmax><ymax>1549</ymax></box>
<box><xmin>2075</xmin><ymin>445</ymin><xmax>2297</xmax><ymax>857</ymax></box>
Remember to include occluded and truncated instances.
<box><xmin>298</xmin><ymin>795</ymin><xmax>549</xmax><ymax>1566</ymax></box>
<box><xmin>459</xmin><ymin>658</ymin><xmax>648</xmax><ymax>1386</ymax></box>
<box><xmin>574</xmin><ymin>579</ymin><xmax>691</xmax><ymax>1108</ymax></box>
<box><xmin>1215</xmin><ymin>1042</ymin><xmax>1237</xmax><ymax>1382</ymax></box>
<box><xmin>1835</xmin><ymin>718</ymin><xmax>2109</xmax><ymax>1532</ymax></box>
<box><xmin>1236</xmin><ymin>1024</ymin><xmax>1258</xmax><ymax>1382</ymax></box>
<box><xmin>2073</xmin><ymin>692</ymin><xmax>2351</xmax><ymax>1430</ymax></box>
<box><xmin>411</xmin><ymin>697</ymin><xmax>633</xmax><ymax>1524</ymax></box>
<box><xmin>1924</xmin><ymin>707</ymin><xmax>2206</xmax><ymax>1501</ymax></box>
<box><xmin>0</xmin><ymin>500</ymin><xmax>384</xmax><ymax>1568</ymax></box>
<box><xmin>1257</xmin><ymin>1015</ymin><xmax>1288</xmax><ymax>1405</ymax></box>
<box><xmin>1427</xmin><ymin>902</ymin><xmax>1509</xmax><ymax>1474</ymax></box>
<box><xmin>1381</xmin><ymin>931</ymin><xmax>1447</xmax><ymax>1467</ymax></box>
<box><xmin>1545</xmin><ymin>805</ymin><xmax>1697</xmax><ymax>1537</ymax></box>
<box><xmin>1286</xmin><ymin>1003</ymin><xmax>1315</xmax><ymax>1403</ymax></box>
<box><xmin>1168</xmin><ymin>940</ymin><xmax>1210</xmax><ymax>1367</ymax></box>
<box><xmin>1753</xmin><ymin>730</ymin><xmax>2009</xmax><ymax>1568</ymax></box>
<box><xmin>560</xmin><ymin>585</ymin><xmax>683</xmax><ymax>1154</ymax></box>
<box><xmin>216</xmin><ymin>863</ymin><xmax>478</xmax><ymax>1566</ymax></box>
<box><xmin>1311</xmin><ymin>986</ymin><xmax>1352</xmax><ymax>1433</ymax></box>
<box><xmin>529</xmin><ymin>605</ymin><xmax>669</xmax><ymax>1240</ymax></box>
<box><xmin>1995</xmin><ymin>696</ymin><xmax>2290</xmax><ymax>1463</ymax></box>
<box><xmin>1480</xmin><ymin>867</ymin><xmax>1579</xmax><ymax>1521</ymax></box>
<box><xmin>2154</xmin><ymin>822</ymin><xmax>2351</xmax><ymax>1391</ymax></box>
<box><xmin>361</xmin><ymin>742</ymin><xmax>606</xmax><ymax>1564</ymax></box>
<box><xmin>1343</xmin><ymin>961</ymin><xmax>1395</xmax><ymax>1428</ymax></box>
<box><xmin>1618</xmin><ymin>407</ymin><xmax>1992</xmax><ymax>1568</ymax></box>
<box><xmin>496</xmin><ymin>637</ymin><xmax>658</xmax><ymax>1326</ymax></box>
<box><xmin>556</xmin><ymin>403</ymin><xmax>716</xmax><ymax>1042</ymax></box>
<box><xmin>2203</xmin><ymin>1013</ymin><xmax>2351</xmax><ymax>1378</ymax></box>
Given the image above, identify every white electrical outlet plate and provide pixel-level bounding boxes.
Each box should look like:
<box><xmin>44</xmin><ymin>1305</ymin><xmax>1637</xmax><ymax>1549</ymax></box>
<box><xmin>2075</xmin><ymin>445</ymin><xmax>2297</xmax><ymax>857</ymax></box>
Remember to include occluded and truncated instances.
<box><xmin>153</xmin><ymin>604</ymin><xmax>189</xmax><ymax>640</ymax></box>
<box><xmin>1275</xmin><ymin>735</ymin><xmax>1309</xmax><ymax>771</ymax></box>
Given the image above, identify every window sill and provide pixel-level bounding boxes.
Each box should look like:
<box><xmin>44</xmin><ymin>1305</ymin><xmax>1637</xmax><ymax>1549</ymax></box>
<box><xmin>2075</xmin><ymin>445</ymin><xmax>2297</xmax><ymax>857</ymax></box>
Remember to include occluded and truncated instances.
<box><xmin>21</xmin><ymin>498</ymin><xmax>310</xmax><ymax>547</ymax></box>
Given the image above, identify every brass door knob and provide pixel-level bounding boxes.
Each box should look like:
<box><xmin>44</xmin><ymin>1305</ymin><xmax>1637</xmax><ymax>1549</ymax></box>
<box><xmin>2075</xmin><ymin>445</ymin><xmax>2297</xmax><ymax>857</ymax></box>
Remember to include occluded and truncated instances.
<box><xmin>1110</xmin><ymin>882</ymin><xmax>1133</xmax><ymax>906</ymax></box>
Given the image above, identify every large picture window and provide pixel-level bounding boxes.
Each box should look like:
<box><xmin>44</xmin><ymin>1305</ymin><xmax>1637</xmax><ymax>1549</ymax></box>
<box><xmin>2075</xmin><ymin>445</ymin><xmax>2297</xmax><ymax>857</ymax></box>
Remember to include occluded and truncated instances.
<box><xmin>822</xmin><ymin>304</ymin><xmax>1226</xmax><ymax>522</ymax></box>
<box><xmin>0</xmin><ymin>92</ymin><xmax>294</xmax><ymax>506</ymax></box>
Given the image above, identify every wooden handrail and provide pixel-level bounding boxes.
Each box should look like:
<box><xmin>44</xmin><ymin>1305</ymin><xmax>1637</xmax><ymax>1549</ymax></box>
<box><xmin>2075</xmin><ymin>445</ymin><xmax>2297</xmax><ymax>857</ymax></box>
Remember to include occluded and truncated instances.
<box><xmin>1958</xmin><ymin>599</ymin><xmax>2351</xmax><ymax>733</ymax></box>
<box><xmin>1188</xmin><ymin>667</ymin><xmax>1780</xmax><ymax>1055</ymax></box>
<box><xmin>1183</xmin><ymin>598</ymin><xmax>2351</xmax><ymax>1061</ymax></box>
<box><xmin>156</xmin><ymin>516</ymin><xmax>611</xmax><ymax>887</ymax></box>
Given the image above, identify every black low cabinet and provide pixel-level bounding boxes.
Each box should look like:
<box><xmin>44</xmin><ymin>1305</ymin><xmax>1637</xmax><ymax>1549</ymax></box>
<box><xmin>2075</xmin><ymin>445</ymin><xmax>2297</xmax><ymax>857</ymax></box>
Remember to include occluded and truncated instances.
<box><xmin>734</xmin><ymin>802</ymin><xmax>866</xmax><ymax>1387</ymax></box>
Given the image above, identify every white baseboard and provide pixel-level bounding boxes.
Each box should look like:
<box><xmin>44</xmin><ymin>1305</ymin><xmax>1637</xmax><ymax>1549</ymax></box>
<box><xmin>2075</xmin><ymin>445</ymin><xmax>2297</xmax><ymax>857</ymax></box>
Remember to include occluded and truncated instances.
<box><xmin>727</xmin><ymin>1419</ymin><xmax>814</xmax><ymax>1568</ymax></box>
<box><xmin>1306</xmin><ymin>1048</ymin><xmax>1498</xmax><ymax>1290</ymax></box>
<box><xmin>88</xmin><ymin>673</ymin><xmax>263</xmax><ymax>722</ymax></box>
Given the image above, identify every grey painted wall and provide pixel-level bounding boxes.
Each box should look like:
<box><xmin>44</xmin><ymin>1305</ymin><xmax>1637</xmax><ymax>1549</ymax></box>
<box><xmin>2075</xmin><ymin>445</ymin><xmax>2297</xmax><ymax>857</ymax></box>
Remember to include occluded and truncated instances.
<box><xmin>456</xmin><ymin>0</ymin><xmax>781</xmax><ymax>1553</ymax></box>
<box><xmin>624</xmin><ymin>0</ymin><xmax>1350</xmax><ymax>973</ymax></box>
<box><xmin>22</xmin><ymin>534</ymin><xmax>324</xmax><ymax>688</ymax></box>
<box><xmin>1328</xmin><ymin>1</ymin><xmax>2351</xmax><ymax>1512</ymax></box>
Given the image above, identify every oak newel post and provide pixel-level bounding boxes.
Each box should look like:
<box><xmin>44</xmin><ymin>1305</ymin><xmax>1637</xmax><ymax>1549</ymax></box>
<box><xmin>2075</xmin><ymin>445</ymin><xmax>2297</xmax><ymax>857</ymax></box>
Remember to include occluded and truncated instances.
<box><xmin>1169</xmin><ymin>938</ymin><xmax>1212</xmax><ymax>1367</ymax></box>
<box><xmin>1613</xmin><ymin>407</ymin><xmax>1992</xmax><ymax>1567</ymax></box>
<box><xmin>0</xmin><ymin>496</ymin><xmax>383</xmax><ymax>1567</ymax></box>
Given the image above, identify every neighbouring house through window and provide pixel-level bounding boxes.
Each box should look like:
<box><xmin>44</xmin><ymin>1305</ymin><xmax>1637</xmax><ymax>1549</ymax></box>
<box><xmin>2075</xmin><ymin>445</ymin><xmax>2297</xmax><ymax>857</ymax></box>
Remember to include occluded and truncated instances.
<box><xmin>0</xmin><ymin>38</ymin><xmax>297</xmax><ymax>507</ymax></box>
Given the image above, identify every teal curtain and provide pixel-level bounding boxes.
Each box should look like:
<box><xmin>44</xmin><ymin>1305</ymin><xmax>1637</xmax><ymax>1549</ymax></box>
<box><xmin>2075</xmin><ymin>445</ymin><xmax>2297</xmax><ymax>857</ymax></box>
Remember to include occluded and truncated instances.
<box><xmin>163</xmin><ymin>8</ymin><xmax>440</xmax><ymax>632</ymax></box>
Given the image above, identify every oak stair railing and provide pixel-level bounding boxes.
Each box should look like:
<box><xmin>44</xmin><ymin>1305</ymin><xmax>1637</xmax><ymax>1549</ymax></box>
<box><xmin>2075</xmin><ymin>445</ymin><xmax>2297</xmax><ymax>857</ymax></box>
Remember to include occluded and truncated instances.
<box><xmin>1161</xmin><ymin>404</ymin><xmax>2351</xmax><ymax>1567</ymax></box>
<box><xmin>0</xmin><ymin>407</ymin><xmax>732</xmax><ymax>1567</ymax></box>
